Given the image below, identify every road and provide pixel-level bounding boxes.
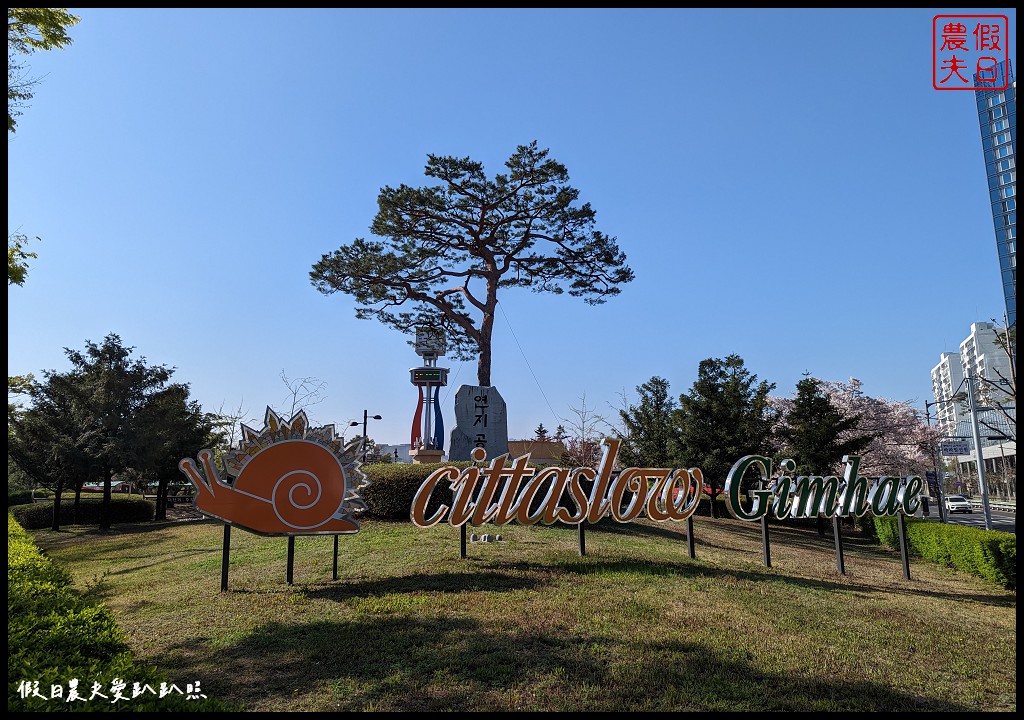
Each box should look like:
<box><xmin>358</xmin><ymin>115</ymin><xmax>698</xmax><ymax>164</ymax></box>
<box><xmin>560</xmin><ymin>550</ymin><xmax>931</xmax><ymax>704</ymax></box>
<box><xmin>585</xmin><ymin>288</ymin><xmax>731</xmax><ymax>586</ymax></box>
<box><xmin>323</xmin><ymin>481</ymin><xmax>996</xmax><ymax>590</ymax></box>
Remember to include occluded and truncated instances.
<box><xmin>922</xmin><ymin>505</ymin><xmax>1016</xmax><ymax>533</ymax></box>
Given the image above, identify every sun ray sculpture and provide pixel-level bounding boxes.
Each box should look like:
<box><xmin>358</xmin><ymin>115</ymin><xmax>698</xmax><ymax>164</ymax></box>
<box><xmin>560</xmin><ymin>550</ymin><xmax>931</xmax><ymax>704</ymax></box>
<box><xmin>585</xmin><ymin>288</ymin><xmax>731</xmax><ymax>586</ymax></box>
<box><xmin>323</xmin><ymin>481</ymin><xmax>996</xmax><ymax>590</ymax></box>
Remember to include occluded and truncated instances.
<box><xmin>179</xmin><ymin>407</ymin><xmax>368</xmax><ymax>536</ymax></box>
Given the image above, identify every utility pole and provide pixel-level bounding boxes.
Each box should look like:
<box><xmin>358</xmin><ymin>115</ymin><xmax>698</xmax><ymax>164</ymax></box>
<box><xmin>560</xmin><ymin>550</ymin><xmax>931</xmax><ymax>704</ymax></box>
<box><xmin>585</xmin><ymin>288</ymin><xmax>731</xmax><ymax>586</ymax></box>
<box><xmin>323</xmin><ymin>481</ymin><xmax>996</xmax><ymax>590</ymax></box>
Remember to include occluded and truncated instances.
<box><xmin>965</xmin><ymin>368</ymin><xmax>994</xmax><ymax>531</ymax></box>
<box><xmin>924</xmin><ymin>403</ymin><xmax>947</xmax><ymax>523</ymax></box>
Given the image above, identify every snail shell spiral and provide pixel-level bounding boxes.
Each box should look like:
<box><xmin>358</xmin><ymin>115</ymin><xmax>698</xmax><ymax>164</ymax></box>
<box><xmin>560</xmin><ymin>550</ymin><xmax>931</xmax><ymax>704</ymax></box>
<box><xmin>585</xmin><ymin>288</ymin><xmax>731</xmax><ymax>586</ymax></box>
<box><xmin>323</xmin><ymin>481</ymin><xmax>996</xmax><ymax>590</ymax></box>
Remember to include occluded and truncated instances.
<box><xmin>233</xmin><ymin>440</ymin><xmax>348</xmax><ymax>530</ymax></box>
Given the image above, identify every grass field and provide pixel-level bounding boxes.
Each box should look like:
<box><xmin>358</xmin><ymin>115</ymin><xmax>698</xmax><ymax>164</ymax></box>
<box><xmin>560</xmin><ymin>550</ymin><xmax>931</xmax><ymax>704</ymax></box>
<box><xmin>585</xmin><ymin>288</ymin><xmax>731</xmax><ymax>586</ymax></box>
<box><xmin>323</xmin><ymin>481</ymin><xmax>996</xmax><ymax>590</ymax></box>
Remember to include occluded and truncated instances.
<box><xmin>29</xmin><ymin>513</ymin><xmax>1016</xmax><ymax>712</ymax></box>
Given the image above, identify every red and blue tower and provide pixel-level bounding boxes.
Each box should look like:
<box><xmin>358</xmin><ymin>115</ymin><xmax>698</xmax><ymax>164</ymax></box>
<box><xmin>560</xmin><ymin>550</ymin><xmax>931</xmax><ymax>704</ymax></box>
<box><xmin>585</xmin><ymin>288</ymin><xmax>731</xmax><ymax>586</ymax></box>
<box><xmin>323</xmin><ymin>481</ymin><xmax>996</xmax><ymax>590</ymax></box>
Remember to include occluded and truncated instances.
<box><xmin>410</xmin><ymin>328</ymin><xmax>449</xmax><ymax>461</ymax></box>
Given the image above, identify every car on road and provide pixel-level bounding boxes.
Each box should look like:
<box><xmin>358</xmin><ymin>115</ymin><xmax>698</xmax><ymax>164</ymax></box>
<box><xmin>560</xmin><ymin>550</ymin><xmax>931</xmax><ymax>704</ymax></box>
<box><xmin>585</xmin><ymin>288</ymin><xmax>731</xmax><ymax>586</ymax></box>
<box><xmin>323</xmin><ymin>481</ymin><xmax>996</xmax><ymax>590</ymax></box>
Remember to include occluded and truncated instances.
<box><xmin>944</xmin><ymin>495</ymin><xmax>973</xmax><ymax>514</ymax></box>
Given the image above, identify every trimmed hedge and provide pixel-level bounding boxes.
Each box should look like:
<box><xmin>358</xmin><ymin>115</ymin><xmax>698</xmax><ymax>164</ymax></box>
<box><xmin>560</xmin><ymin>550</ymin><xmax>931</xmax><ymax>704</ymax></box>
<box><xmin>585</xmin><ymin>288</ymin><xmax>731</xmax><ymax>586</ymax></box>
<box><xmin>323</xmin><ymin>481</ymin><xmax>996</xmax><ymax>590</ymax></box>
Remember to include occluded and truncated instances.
<box><xmin>873</xmin><ymin>515</ymin><xmax>1016</xmax><ymax>590</ymax></box>
<box><xmin>8</xmin><ymin>514</ymin><xmax>232</xmax><ymax>711</ymax></box>
<box><xmin>361</xmin><ymin>462</ymin><xmax>472</xmax><ymax>520</ymax></box>
<box><xmin>8</xmin><ymin>488</ymin><xmax>55</xmax><ymax>506</ymax></box>
<box><xmin>7</xmin><ymin>490</ymin><xmax>36</xmax><ymax>507</ymax></box>
<box><xmin>9</xmin><ymin>497</ymin><xmax>155</xmax><ymax>530</ymax></box>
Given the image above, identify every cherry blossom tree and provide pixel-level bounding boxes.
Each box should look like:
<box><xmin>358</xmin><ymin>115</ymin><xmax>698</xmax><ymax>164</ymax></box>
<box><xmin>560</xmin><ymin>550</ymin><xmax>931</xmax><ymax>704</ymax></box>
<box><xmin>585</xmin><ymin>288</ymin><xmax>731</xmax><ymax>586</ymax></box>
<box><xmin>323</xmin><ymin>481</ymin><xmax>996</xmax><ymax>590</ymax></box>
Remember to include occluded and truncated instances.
<box><xmin>773</xmin><ymin>377</ymin><xmax>942</xmax><ymax>478</ymax></box>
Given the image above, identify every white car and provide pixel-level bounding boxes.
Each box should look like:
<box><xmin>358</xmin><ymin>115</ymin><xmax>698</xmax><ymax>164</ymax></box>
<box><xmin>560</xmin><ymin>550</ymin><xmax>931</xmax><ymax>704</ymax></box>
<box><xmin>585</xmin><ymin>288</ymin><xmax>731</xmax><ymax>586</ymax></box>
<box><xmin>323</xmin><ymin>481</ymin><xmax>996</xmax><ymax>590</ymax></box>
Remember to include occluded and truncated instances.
<box><xmin>944</xmin><ymin>495</ymin><xmax>973</xmax><ymax>514</ymax></box>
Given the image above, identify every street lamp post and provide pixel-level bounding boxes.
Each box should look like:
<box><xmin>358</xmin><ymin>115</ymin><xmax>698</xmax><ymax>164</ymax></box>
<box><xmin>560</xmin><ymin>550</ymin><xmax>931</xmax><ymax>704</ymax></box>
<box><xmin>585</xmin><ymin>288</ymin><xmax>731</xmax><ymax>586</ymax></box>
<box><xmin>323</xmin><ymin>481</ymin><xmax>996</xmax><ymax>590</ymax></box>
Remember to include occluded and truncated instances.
<box><xmin>923</xmin><ymin>401</ymin><xmax>947</xmax><ymax>523</ymax></box>
<box><xmin>964</xmin><ymin>369</ymin><xmax>994</xmax><ymax>531</ymax></box>
<box><xmin>350</xmin><ymin>410</ymin><xmax>383</xmax><ymax>464</ymax></box>
<box><xmin>999</xmin><ymin>442</ymin><xmax>1007</xmax><ymax>500</ymax></box>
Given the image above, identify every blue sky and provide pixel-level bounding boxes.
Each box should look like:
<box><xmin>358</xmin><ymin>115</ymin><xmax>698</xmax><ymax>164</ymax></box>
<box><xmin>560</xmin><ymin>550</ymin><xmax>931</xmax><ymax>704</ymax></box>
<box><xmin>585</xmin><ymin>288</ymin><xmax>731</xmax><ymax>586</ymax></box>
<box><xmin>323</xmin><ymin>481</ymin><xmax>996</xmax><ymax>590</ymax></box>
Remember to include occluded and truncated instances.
<box><xmin>7</xmin><ymin>8</ymin><xmax>1016</xmax><ymax>447</ymax></box>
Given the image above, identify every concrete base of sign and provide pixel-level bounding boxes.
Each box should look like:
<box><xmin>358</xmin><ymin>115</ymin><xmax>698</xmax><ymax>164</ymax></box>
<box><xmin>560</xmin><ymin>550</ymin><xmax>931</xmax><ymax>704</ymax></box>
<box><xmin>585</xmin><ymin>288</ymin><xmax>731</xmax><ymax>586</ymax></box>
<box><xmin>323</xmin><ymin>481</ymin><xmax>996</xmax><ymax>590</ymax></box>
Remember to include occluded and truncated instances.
<box><xmin>410</xmin><ymin>448</ymin><xmax>444</xmax><ymax>464</ymax></box>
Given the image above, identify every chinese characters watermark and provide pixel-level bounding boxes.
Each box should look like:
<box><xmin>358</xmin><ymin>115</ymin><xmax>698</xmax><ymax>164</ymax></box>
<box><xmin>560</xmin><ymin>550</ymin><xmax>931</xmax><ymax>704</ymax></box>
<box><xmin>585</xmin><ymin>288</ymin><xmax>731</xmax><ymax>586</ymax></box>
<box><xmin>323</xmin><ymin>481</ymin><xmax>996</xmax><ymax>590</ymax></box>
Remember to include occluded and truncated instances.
<box><xmin>933</xmin><ymin>15</ymin><xmax>1009</xmax><ymax>90</ymax></box>
<box><xmin>16</xmin><ymin>678</ymin><xmax>208</xmax><ymax>704</ymax></box>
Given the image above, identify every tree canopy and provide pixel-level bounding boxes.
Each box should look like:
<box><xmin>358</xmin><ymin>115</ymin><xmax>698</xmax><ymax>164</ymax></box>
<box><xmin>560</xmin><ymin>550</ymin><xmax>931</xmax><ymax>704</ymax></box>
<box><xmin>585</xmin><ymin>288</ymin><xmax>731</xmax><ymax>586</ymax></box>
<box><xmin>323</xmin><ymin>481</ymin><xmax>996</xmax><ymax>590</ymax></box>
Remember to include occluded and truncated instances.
<box><xmin>8</xmin><ymin>9</ymin><xmax>79</xmax><ymax>291</ymax></box>
<box><xmin>310</xmin><ymin>141</ymin><xmax>634</xmax><ymax>386</ymax></box>
<box><xmin>8</xmin><ymin>232</ymin><xmax>38</xmax><ymax>286</ymax></box>
<box><xmin>8</xmin><ymin>334</ymin><xmax>216</xmax><ymax>529</ymax></box>
<box><xmin>776</xmin><ymin>375</ymin><xmax>874</xmax><ymax>477</ymax></box>
<box><xmin>617</xmin><ymin>376</ymin><xmax>678</xmax><ymax>468</ymax></box>
<box><xmin>8</xmin><ymin>7</ymin><xmax>79</xmax><ymax>133</ymax></box>
<box><xmin>8</xmin><ymin>367</ymin><xmax>95</xmax><ymax>529</ymax></box>
<box><xmin>673</xmin><ymin>355</ymin><xmax>777</xmax><ymax>516</ymax></box>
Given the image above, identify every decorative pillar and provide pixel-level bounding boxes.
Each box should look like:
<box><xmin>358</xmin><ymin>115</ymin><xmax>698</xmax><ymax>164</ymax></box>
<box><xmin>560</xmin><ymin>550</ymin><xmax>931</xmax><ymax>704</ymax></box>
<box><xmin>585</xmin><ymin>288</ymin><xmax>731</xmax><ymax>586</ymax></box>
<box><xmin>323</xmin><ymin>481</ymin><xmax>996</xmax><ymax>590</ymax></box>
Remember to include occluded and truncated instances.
<box><xmin>410</xmin><ymin>328</ymin><xmax>448</xmax><ymax>464</ymax></box>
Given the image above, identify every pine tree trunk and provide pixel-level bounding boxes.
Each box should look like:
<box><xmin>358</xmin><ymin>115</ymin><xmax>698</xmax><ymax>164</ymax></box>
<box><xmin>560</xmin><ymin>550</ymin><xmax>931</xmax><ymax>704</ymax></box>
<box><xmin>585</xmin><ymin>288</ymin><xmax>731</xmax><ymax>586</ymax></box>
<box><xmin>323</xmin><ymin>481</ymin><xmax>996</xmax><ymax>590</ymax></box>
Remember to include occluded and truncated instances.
<box><xmin>477</xmin><ymin>305</ymin><xmax>495</xmax><ymax>387</ymax></box>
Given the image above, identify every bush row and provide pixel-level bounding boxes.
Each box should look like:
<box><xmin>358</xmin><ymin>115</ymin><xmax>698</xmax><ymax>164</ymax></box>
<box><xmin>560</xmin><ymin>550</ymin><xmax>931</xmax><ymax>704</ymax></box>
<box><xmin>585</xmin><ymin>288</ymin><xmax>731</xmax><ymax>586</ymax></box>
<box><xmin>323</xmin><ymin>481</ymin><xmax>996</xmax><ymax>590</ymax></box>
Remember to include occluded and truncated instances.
<box><xmin>7</xmin><ymin>488</ymin><xmax>55</xmax><ymax>507</ymax></box>
<box><xmin>361</xmin><ymin>461</ymin><xmax>472</xmax><ymax>520</ymax></box>
<box><xmin>873</xmin><ymin>515</ymin><xmax>1016</xmax><ymax>590</ymax></box>
<box><xmin>8</xmin><ymin>498</ymin><xmax>155</xmax><ymax>530</ymax></box>
<box><xmin>7</xmin><ymin>514</ymin><xmax>232</xmax><ymax>711</ymax></box>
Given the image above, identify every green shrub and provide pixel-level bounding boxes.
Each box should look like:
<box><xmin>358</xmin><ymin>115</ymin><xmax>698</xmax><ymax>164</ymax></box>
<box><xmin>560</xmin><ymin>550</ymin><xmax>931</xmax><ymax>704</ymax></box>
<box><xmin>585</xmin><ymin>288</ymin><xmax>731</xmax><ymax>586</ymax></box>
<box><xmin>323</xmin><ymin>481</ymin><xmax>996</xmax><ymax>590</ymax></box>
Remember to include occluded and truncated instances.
<box><xmin>7</xmin><ymin>490</ymin><xmax>36</xmax><ymax>507</ymax></box>
<box><xmin>361</xmin><ymin>462</ymin><xmax>472</xmax><ymax>520</ymax></box>
<box><xmin>8</xmin><ymin>514</ymin><xmax>232</xmax><ymax>711</ymax></box>
<box><xmin>873</xmin><ymin>515</ymin><xmax>1016</xmax><ymax>590</ymax></box>
<box><xmin>9</xmin><ymin>497</ymin><xmax>155</xmax><ymax>530</ymax></box>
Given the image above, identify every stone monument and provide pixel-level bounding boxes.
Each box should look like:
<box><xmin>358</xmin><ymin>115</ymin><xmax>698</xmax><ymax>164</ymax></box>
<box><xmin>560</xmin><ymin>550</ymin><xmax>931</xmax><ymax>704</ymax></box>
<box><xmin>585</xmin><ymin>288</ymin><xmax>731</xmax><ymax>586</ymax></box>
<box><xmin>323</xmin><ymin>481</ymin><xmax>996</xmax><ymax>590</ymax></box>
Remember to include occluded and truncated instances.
<box><xmin>448</xmin><ymin>384</ymin><xmax>509</xmax><ymax>462</ymax></box>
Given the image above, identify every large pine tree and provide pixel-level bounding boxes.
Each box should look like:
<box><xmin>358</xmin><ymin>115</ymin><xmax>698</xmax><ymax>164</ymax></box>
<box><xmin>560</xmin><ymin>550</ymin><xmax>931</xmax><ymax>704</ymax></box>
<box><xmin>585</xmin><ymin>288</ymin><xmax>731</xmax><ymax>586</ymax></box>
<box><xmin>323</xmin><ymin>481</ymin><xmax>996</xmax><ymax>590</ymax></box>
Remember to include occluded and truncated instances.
<box><xmin>310</xmin><ymin>142</ymin><xmax>633</xmax><ymax>387</ymax></box>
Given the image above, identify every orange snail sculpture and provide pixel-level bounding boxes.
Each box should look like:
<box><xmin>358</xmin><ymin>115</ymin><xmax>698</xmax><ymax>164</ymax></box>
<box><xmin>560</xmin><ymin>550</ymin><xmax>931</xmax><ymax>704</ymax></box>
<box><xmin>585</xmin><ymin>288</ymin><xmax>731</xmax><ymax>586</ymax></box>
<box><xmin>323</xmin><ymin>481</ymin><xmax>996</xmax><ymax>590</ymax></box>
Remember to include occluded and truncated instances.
<box><xmin>178</xmin><ymin>407</ymin><xmax>368</xmax><ymax>536</ymax></box>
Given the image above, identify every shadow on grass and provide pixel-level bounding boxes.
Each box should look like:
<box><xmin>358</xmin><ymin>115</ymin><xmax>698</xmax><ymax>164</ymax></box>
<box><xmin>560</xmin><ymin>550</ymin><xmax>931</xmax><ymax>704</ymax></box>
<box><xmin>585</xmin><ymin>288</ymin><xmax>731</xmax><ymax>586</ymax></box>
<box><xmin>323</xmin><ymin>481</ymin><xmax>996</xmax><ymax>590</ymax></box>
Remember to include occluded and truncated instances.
<box><xmin>265</xmin><ymin>547</ymin><xmax>1014</xmax><ymax>612</ymax></box>
<box><xmin>289</xmin><ymin>570</ymin><xmax>543</xmax><ymax>601</ymax></box>
<box><xmin>151</xmin><ymin>614</ymin><xmax>979</xmax><ymax>712</ymax></box>
<box><xmin>510</xmin><ymin>522</ymin><xmax>1017</xmax><ymax>609</ymax></box>
<box><xmin>104</xmin><ymin>547</ymin><xmax>219</xmax><ymax>576</ymax></box>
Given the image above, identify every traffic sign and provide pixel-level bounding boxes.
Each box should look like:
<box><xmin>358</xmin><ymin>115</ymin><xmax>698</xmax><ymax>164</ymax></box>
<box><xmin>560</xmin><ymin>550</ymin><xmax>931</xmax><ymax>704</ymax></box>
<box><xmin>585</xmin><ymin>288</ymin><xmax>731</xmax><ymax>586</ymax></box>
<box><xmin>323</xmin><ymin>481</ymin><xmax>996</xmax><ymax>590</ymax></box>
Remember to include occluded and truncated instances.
<box><xmin>939</xmin><ymin>439</ymin><xmax>970</xmax><ymax>456</ymax></box>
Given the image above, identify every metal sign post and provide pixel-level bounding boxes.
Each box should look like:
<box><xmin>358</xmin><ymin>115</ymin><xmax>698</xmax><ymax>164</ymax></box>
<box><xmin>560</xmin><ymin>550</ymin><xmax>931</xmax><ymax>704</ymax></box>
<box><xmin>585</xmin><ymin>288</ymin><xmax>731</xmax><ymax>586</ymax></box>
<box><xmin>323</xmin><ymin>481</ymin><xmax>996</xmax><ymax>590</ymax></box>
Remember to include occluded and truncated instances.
<box><xmin>832</xmin><ymin>516</ymin><xmax>845</xmax><ymax>575</ymax></box>
<box><xmin>897</xmin><ymin>513</ymin><xmax>911</xmax><ymax>580</ymax></box>
<box><xmin>761</xmin><ymin>515</ymin><xmax>772</xmax><ymax>568</ymax></box>
<box><xmin>287</xmin><ymin>536</ymin><xmax>295</xmax><ymax>585</ymax></box>
<box><xmin>221</xmin><ymin>524</ymin><xmax>231</xmax><ymax>592</ymax></box>
<box><xmin>686</xmin><ymin>516</ymin><xmax>695</xmax><ymax>559</ymax></box>
<box><xmin>333</xmin><ymin>535</ymin><xmax>339</xmax><ymax>580</ymax></box>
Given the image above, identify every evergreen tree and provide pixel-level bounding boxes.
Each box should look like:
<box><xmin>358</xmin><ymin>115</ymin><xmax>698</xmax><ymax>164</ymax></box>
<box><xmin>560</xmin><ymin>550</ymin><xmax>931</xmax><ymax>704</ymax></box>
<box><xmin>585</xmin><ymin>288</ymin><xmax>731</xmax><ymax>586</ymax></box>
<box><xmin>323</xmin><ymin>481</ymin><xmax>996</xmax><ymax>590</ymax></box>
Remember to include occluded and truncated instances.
<box><xmin>674</xmin><ymin>355</ymin><xmax>777</xmax><ymax>517</ymax></box>
<box><xmin>135</xmin><ymin>384</ymin><xmax>222</xmax><ymax>521</ymax></box>
<box><xmin>777</xmin><ymin>375</ymin><xmax>874</xmax><ymax>476</ymax></box>
<box><xmin>8</xmin><ymin>334</ymin><xmax>199</xmax><ymax>530</ymax></box>
<box><xmin>617</xmin><ymin>376</ymin><xmax>678</xmax><ymax>468</ymax></box>
<box><xmin>8</xmin><ymin>370</ymin><xmax>96</xmax><ymax>530</ymax></box>
<box><xmin>534</xmin><ymin>423</ymin><xmax>549</xmax><ymax>441</ymax></box>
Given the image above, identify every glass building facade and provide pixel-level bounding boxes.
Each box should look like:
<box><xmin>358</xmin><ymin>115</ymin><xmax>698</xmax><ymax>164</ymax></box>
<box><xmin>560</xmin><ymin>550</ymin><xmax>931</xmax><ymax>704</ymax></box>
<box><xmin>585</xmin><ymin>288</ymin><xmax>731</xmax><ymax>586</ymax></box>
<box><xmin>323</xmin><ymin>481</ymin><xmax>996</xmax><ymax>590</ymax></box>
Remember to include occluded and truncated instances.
<box><xmin>974</xmin><ymin>60</ymin><xmax>1016</xmax><ymax>327</ymax></box>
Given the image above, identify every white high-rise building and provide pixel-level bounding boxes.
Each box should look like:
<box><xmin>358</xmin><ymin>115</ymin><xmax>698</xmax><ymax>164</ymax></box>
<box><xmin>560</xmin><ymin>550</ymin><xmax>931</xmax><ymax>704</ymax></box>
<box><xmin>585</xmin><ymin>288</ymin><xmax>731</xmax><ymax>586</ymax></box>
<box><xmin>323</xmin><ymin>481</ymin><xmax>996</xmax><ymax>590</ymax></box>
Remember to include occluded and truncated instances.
<box><xmin>960</xmin><ymin>322</ymin><xmax>1013</xmax><ymax>391</ymax></box>
<box><xmin>930</xmin><ymin>352</ymin><xmax>965</xmax><ymax>436</ymax></box>
<box><xmin>931</xmin><ymin>321</ymin><xmax>1015</xmax><ymax>446</ymax></box>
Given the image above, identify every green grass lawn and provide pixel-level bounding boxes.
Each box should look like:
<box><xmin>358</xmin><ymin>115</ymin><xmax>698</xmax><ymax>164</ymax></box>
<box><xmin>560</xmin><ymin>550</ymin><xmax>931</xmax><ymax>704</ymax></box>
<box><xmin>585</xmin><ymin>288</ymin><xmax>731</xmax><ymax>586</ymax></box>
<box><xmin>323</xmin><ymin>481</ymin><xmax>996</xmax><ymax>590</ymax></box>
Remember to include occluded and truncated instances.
<box><xmin>28</xmin><ymin>514</ymin><xmax>1016</xmax><ymax>712</ymax></box>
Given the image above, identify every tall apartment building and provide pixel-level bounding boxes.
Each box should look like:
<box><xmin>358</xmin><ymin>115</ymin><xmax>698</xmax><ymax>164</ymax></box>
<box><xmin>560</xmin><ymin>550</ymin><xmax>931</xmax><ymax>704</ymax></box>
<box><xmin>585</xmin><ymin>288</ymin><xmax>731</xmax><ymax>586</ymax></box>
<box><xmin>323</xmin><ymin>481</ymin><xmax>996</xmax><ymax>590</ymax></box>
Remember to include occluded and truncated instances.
<box><xmin>931</xmin><ymin>321</ymin><xmax>1015</xmax><ymax>447</ymax></box>
<box><xmin>930</xmin><ymin>351</ymin><xmax>965</xmax><ymax>436</ymax></box>
<box><xmin>974</xmin><ymin>60</ymin><xmax>1016</xmax><ymax>327</ymax></box>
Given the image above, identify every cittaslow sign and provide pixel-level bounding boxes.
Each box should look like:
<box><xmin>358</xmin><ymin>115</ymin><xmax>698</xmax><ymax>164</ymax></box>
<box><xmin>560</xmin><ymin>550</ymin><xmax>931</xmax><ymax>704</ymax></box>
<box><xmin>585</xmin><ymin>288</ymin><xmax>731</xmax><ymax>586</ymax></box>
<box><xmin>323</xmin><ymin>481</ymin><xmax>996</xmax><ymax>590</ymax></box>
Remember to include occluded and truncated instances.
<box><xmin>410</xmin><ymin>439</ymin><xmax>923</xmax><ymax>528</ymax></box>
<box><xmin>411</xmin><ymin>439</ymin><xmax>701</xmax><ymax>527</ymax></box>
